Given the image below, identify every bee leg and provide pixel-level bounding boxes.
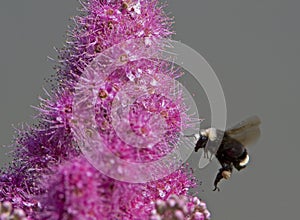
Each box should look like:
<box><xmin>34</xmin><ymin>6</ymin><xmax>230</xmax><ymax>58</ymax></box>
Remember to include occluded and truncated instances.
<box><xmin>213</xmin><ymin>165</ymin><xmax>233</xmax><ymax>191</ymax></box>
<box><xmin>194</xmin><ymin>145</ymin><xmax>201</xmax><ymax>152</ymax></box>
<box><xmin>213</xmin><ymin>185</ymin><xmax>220</xmax><ymax>191</ymax></box>
<box><xmin>213</xmin><ymin>169</ymin><xmax>224</xmax><ymax>191</ymax></box>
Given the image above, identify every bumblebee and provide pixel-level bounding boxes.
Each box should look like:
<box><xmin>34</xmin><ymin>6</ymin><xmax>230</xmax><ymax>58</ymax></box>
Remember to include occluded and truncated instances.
<box><xmin>194</xmin><ymin>116</ymin><xmax>261</xmax><ymax>191</ymax></box>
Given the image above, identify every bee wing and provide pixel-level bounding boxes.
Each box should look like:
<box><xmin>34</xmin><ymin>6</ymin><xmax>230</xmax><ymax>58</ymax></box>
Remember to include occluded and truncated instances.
<box><xmin>198</xmin><ymin>149</ymin><xmax>215</xmax><ymax>169</ymax></box>
<box><xmin>226</xmin><ymin>115</ymin><xmax>261</xmax><ymax>146</ymax></box>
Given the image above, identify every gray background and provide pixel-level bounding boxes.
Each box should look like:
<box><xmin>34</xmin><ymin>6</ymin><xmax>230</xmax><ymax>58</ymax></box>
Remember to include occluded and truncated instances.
<box><xmin>0</xmin><ymin>0</ymin><xmax>299</xmax><ymax>219</ymax></box>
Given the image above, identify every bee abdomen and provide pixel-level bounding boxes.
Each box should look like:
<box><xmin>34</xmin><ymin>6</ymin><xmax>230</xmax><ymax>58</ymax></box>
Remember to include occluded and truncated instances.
<box><xmin>233</xmin><ymin>150</ymin><xmax>249</xmax><ymax>170</ymax></box>
<box><xmin>222</xmin><ymin>142</ymin><xmax>244</xmax><ymax>158</ymax></box>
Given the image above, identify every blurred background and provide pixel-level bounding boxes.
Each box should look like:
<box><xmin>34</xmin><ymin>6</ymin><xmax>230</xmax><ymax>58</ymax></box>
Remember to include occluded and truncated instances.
<box><xmin>1</xmin><ymin>1</ymin><xmax>299</xmax><ymax>219</ymax></box>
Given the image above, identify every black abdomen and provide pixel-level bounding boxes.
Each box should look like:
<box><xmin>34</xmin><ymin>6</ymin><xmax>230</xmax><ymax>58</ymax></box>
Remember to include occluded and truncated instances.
<box><xmin>217</xmin><ymin>135</ymin><xmax>245</xmax><ymax>161</ymax></box>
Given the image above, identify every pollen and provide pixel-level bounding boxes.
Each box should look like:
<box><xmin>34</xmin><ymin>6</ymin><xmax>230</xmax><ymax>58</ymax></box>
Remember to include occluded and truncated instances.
<box><xmin>119</xmin><ymin>54</ymin><xmax>128</xmax><ymax>63</ymax></box>
<box><xmin>147</xmin><ymin>87</ymin><xmax>155</xmax><ymax>94</ymax></box>
<box><xmin>106</xmin><ymin>8</ymin><xmax>114</xmax><ymax>16</ymax></box>
<box><xmin>140</xmin><ymin>126</ymin><xmax>149</xmax><ymax>135</ymax></box>
<box><xmin>85</xmin><ymin>128</ymin><xmax>94</xmax><ymax>138</ymax></box>
<box><xmin>64</xmin><ymin>105</ymin><xmax>72</xmax><ymax>114</ymax></box>
<box><xmin>95</xmin><ymin>44</ymin><xmax>102</xmax><ymax>53</ymax></box>
<box><xmin>222</xmin><ymin>170</ymin><xmax>231</xmax><ymax>180</ymax></box>
<box><xmin>160</xmin><ymin>110</ymin><xmax>168</xmax><ymax>118</ymax></box>
<box><xmin>121</xmin><ymin>2</ymin><xmax>129</xmax><ymax>10</ymax></box>
<box><xmin>98</xmin><ymin>89</ymin><xmax>108</xmax><ymax>99</ymax></box>
<box><xmin>100</xmin><ymin>121</ymin><xmax>109</xmax><ymax>131</ymax></box>
<box><xmin>107</xmin><ymin>21</ymin><xmax>114</xmax><ymax>30</ymax></box>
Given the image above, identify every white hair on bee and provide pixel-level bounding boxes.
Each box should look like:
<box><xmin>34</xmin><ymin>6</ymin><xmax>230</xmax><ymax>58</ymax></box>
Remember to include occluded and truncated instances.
<box><xmin>206</xmin><ymin>128</ymin><xmax>217</xmax><ymax>141</ymax></box>
<box><xmin>194</xmin><ymin>133</ymin><xmax>200</xmax><ymax>144</ymax></box>
<box><xmin>239</xmin><ymin>154</ymin><xmax>250</xmax><ymax>166</ymax></box>
<box><xmin>200</xmin><ymin>129</ymin><xmax>207</xmax><ymax>137</ymax></box>
<box><xmin>199</xmin><ymin>128</ymin><xmax>217</xmax><ymax>141</ymax></box>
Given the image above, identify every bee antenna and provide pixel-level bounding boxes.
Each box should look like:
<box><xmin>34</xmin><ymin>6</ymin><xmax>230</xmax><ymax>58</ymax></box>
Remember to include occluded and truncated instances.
<box><xmin>183</xmin><ymin>134</ymin><xmax>199</xmax><ymax>142</ymax></box>
<box><xmin>183</xmin><ymin>134</ymin><xmax>196</xmax><ymax>138</ymax></box>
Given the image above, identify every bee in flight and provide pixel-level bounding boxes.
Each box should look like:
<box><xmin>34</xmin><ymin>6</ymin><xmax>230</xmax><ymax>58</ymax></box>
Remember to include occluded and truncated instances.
<box><xmin>189</xmin><ymin>116</ymin><xmax>261</xmax><ymax>191</ymax></box>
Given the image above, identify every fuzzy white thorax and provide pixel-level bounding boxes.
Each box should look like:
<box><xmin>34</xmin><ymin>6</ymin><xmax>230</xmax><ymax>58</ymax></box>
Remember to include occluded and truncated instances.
<box><xmin>205</xmin><ymin>128</ymin><xmax>217</xmax><ymax>141</ymax></box>
<box><xmin>200</xmin><ymin>128</ymin><xmax>217</xmax><ymax>141</ymax></box>
<box><xmin>200</xmin><ymin>129</ymin><xmax>207</xmax><ymax>137</ymax></box>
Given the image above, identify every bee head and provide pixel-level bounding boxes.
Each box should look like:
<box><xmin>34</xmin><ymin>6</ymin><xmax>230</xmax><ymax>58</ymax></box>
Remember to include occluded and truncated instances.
<box><xmin>194</xmin><ymin>132</ymin><xmax>208</xmax><ymax>152</ymax></box>
<box><xmin>194</xmin><ymin>128</ymin><xmax>217</xmax><ymax>152</ymax></box>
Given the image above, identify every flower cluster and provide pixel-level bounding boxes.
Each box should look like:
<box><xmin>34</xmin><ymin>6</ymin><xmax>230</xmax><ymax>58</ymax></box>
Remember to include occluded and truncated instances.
<box><xmin>0</xmin><ymin>0</ymin><xmax>210</xmax><ymax>219</ymax></box>
<box><xmin>57</xmin><ymin>0</ymin><xmax>173</xmax><ymax>85</ymax></box>
<box><xmin>37</xmin><ymin>157</ymin><xmax>196</xmax><ymax>219</ymax></box>
<box><xmin>0</xmin><ymin>201</ymin><xmax>28</xmax><ymax>220</ymax></box>
<box><xmin>150</xmin><ymin>195</ymin><xmax>210</xmax><ymax>220</ymax></box>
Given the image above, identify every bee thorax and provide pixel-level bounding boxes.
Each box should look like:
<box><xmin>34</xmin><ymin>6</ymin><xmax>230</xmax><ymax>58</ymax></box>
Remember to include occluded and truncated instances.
<box><xmin>200</xmin><ymin>128</ymin><xmax>217</xmax><ymax>141</ymax></box>
<box><xmin>200</xmin><ymin>129</ymin><xmax>207</xmax><ymax>137</ymax></box>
